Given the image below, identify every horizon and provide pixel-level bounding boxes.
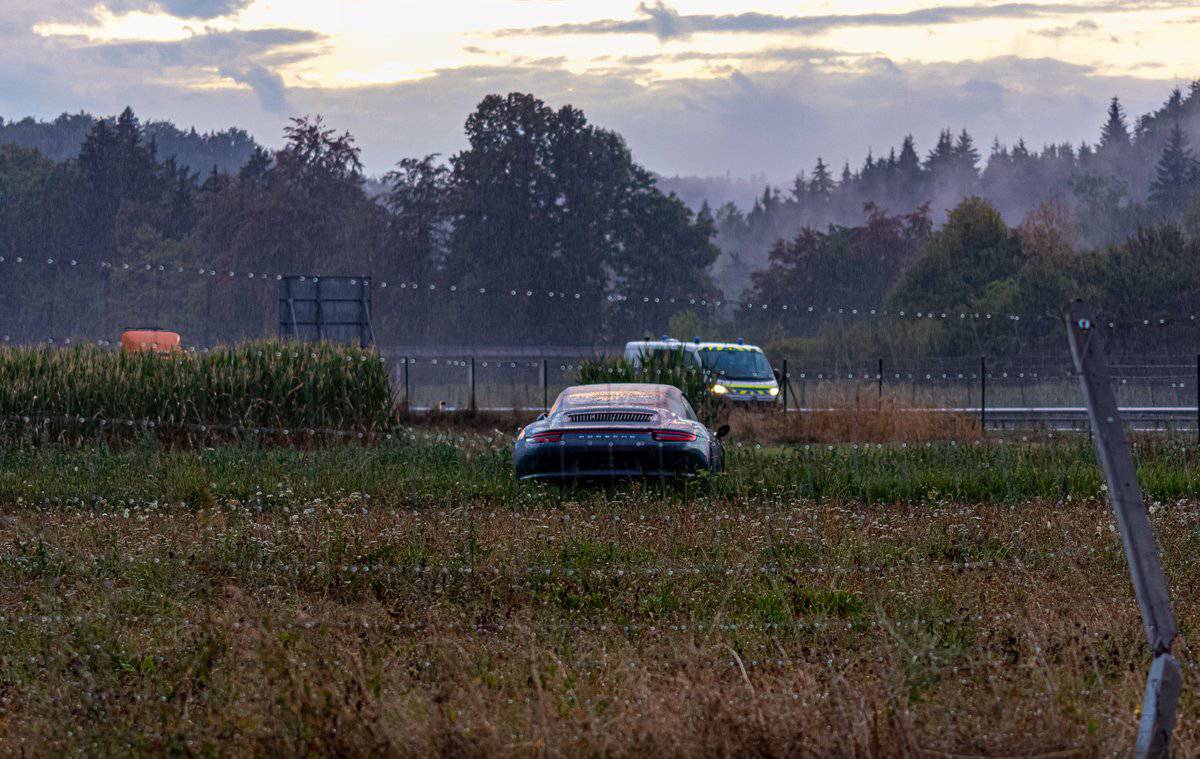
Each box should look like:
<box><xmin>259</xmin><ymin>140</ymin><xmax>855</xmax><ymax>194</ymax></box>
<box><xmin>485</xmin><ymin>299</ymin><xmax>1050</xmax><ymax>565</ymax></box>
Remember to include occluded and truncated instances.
<box><xmin>2</xmin><ymin>82</ymin><xmax>1189</xmax><ymax>190</ymax></box>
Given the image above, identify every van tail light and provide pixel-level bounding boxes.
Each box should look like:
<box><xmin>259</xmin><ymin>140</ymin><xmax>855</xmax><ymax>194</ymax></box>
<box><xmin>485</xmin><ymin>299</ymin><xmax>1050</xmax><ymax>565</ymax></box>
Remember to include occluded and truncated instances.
<box><xmin>652</xmin><ymin>429</ymin><xmax>697</xmax><ymax>442</ymax></box>
<box><xmin>529</xmin><ymin>431</ymin><xmax>563</xmax><ymax>444</ymax></box>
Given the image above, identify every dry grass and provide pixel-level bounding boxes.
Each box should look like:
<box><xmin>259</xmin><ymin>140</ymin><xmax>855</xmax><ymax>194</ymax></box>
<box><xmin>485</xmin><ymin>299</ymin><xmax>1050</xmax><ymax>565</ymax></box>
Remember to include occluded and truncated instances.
<box><xmin>1</xmin><ymin>443</ymin><xmax>1196</xmax><ymax>756</ymax></box>
<box><xmin>729</xmin><ymin>397</ymin><xmax>981</xmax><ymax>444</ymax></box>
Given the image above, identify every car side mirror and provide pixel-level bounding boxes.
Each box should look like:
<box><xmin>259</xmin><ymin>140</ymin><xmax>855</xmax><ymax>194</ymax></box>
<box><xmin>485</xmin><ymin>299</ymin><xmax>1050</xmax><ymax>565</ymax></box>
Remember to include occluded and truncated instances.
<box><xmin>535</xmin><ymin>413</ymin><xmax>547</xmax><ymax>421</ymax></box>
<box><xmin>715</xmin><ymin>424</ymin><xmax>730</xmax><ymax>440</ymax></box>
<box><xmin>772</xmin><ymin>368</ymin><xmax>782</xmax><ymax>383</ymax></box>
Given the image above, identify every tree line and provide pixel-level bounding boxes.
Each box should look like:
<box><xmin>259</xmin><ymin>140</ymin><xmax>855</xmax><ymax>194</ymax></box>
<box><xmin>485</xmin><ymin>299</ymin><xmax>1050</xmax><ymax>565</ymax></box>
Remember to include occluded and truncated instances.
<box><xmin>714</xmin><ymin>83</ymin><xmax>1200</xmax><ymax>300</ymax></box>
<box><xmin>738</xmin><ymin>195</ymin><xmax>1200</xmax><ymax>363</ymax></box>
<box><xmin>0</xmin><ymin>112</ymin><xmax>259</xmax><ymax>176</ymax></box>
<box><xmin>2</xmin><ymin>84</ymin><xmax>1199</xmax><ymax>356</ymax></box>
<box><xmin>731</xmin><ymin>83</ymin><xmax>1200</xmax><ymax>360</ymax></box>
<box><xmin>0</xmin><ymin>95</ymin><xmax>719</xmax><ymax>346</ymax></box>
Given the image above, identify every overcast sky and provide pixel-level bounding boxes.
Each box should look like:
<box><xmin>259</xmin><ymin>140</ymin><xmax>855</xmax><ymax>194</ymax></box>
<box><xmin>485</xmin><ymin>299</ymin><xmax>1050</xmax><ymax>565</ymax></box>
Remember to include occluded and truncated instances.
<box><xmin>1</xmin><ymin>1</ymin><xmax>1196</xmax><ymax>180</ymax></box>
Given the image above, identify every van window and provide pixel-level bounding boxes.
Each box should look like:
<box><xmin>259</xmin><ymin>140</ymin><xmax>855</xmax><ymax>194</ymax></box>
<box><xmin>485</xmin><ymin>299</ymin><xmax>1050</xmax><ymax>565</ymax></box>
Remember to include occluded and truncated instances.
<box><xmin>700</xmin><ymin>349</ymin><xmax>773</xmax><ymax>380</ymax></box>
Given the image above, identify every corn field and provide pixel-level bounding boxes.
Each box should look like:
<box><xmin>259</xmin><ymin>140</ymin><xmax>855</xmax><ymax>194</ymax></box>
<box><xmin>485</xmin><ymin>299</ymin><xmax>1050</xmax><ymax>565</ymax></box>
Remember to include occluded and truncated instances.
<box><xmin>0</xmin><ymin>341</ymin><xmax>395</xmax><ymax>434</ymax></box>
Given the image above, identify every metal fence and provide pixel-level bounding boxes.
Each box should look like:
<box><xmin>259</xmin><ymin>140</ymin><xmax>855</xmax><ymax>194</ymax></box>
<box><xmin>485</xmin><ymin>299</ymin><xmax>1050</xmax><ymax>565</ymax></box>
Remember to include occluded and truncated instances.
<box><xmin>377</xmin><ymin>348</ymin><xmax>1200</xmax><ymax>431</ymax></box>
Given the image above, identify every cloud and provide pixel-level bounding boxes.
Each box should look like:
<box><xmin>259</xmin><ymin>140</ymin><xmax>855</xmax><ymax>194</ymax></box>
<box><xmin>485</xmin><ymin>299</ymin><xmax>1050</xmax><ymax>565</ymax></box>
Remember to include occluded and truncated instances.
<box><xmin>0</xmin><ymin>17</ymin><xmax>322</xmax><ymax>125</ymax></box>
<box><xmin>2</xmin><ymin>43</ymin><xmax>1177</xmax><ymax>182</ymax></box>
<box><xmin>637</xmin><ymin>1</ymin><xmax>687</xmax><ymax>41</ymax></box>
<box><xmin>619</xmin><ymin>45</ymin><xmax>864</xmax><ymax>66</ymax></box>
<box><xmin>1032</xmin><ymin>19</ymin><xmax>1100</xmax><ymax>37</ymax></box>
<box><xmin>101</xmin><ymin>0</ymin><xmax>252</xmax><ymax>20</ymax></box>
<box><xmin>496</xmin><ymin>1</ymin><xmax>1187</xmax><ymax>39</ymax></box>
<box><xmin>80</xmin><ymin>28</ymin><xmax>322</xmax><ymax>112</ymax></box>
<box><xmin>86</xmin><ymin>28</ymin><xmax>324</xmax><ymax>68</ymax></box>
<box><xmin>268</xmin><ymin>53</ymin><xmax>1174</xmax><ymax>184</ymax></box>
<box><xmin>0</xmin><ymin>3</ymin><xmax>1186</xmax><ymax>187</ymax></box>
<box><xmin>218</xmin><ymin>63</ymin><xmax>288</xmax><ymax>112</ymax></box>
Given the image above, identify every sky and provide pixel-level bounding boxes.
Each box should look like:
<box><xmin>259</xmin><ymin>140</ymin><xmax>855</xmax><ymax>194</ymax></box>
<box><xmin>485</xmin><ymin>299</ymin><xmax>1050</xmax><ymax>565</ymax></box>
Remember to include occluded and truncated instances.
<box><xmin>1</xmin><ymin>0</ymin><xmax>1197</xmax><ymax>180</ymax></box>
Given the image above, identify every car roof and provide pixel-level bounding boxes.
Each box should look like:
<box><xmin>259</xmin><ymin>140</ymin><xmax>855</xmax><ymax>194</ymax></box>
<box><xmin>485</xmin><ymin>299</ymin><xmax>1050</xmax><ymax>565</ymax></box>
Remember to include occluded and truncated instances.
<box><xmin>555</xmin><ymin>383</ymin><xmax>686</xmax><ymax>410</ymax></box>
<box><xmin>624</xmin><ymin>340</ymin><xmax>760</xmax><ymax>353</ymax></box>
<box><xmin>624</xmin><ymin>340</ymin><xmax>699</xmax><ymax>352</ymax></box>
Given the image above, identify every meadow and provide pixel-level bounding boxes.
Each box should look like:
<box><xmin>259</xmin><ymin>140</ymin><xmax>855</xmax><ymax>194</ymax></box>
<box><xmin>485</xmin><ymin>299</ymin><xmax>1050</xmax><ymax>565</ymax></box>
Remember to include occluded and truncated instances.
<box><xmin>1</xmin><ymin>434</ymin><xmax>1198</xmax><ymax>756</ymax></box>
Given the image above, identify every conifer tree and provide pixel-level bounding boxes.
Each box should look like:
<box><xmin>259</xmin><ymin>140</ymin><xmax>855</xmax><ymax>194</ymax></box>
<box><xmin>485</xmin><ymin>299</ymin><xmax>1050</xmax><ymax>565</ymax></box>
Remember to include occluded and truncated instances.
<box><xmin>953</xmin><ymin>129</ymin><xmax>981</xmax><ymax>175</ymax></box>
<box><xmin>1149</xmin><ymin>121</ymin><xmax>1197</xmax><ymax>216</ymax></box>
<box><xmin>925</xmin><ymin>129</ymin><xmax>955</xmax><ymax>174</ymax></box>
<box><xmin>808</xmin><ymin>157</ymin><xmax>833</xmax><ymax>199</ymax></box>
<box><xmin>896</xmin><ymin>135</ymin><xmax>921</xmax><ymax>182</ymax></box>
<box><xmin>1099</xmin><ymin>96</ymin><xmax>1131</xmax><ymax>152</ymax></box>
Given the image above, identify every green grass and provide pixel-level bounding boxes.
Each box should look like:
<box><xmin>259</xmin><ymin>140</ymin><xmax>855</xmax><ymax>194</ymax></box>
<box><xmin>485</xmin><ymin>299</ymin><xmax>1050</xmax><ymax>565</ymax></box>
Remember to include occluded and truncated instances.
<box><xmin>4</xmin><ymin>434</ymin><xmax>1199</xmax><ymax>507</ymax></box>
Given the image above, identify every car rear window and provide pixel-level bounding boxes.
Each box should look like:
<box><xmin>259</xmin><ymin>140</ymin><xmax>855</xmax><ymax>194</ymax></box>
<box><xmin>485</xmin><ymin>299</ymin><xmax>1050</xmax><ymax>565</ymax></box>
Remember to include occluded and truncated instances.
<box><xmin>553</xmin><ymin>384</ymin><xmax>688</xmax><ymax>415</ymax></box>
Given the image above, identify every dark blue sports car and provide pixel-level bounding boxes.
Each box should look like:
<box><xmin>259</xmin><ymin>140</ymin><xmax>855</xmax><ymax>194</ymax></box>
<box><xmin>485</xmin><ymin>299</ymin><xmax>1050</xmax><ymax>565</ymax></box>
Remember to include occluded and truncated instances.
<box><xmin>514</xmin><ymin>383</ymin><xmax>728</xmax><ymax>480</ymax></box>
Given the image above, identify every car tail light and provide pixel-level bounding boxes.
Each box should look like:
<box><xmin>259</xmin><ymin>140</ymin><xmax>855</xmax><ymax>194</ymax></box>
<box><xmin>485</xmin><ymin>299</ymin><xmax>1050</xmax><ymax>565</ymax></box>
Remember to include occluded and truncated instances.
<box><xmin>529</xmin><ymin>431</ymin><xmax>563</xmax><ymax>444</ymax></box>
<box><xmin>652</xmin><ymin>429</ymin><xmax>697</xmax><ymax>442</ymax></box>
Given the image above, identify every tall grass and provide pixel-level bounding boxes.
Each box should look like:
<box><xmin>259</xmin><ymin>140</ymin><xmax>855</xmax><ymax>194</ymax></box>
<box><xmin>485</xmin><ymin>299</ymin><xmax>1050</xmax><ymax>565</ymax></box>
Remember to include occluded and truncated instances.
<box><xmin>577</xmin><ymin>349</ymin><xmax>717</xmax><ymax>420</ymax></box>
<box><xmin>0</xmin><ymin>340</ymin><xmax>394</xmax><ymax>433</ymax></box>
<box><xmin>1</xmin><ymin>437</ymin><xmax>1198</xmax><ymax>754</ymax></box>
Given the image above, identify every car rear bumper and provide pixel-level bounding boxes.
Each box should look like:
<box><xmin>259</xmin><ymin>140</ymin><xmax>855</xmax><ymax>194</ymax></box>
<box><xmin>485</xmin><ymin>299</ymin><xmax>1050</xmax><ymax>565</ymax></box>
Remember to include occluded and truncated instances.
<box><xmin>519</xmin><ymin>468</ymin><xmax>701</xmax><ymax>480</ymax></box>
<box><xmin>515</xmin><ymin>440</ymin><xmax>713</xmax><ymax>479</ymax></box>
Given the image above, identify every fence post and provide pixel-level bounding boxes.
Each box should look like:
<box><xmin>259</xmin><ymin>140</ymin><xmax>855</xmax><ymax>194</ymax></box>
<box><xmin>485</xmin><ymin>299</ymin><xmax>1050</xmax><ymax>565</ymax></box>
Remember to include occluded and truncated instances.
<box><xmin>1195</xmin><ymin>354</ymin><xmax>1198</xmax><ymax>446</ymax></box>
<box><xmin>781</xmin><ymin>359</ymin><xmax>789</xmax><ymax>411</ymax></box>
<box><xmin>469</xmin><ymin>355</ymin><xmax>477</xmax><ymax>414</ymax></box>
<box><xmin>980</xmin><ymin>356</ymin><xmax>987</xmax><ymax>434</ymax></box>
<box><xmin>403</xmin><ymin>357</ymin><xmax>410</xmax><ymax>412</ymax></box>
<box><xmin>877</xmin><ymin>357</ymin><xmax>883</xmax><ymax>409</ymax></box>
<box><xmin>542</xmin><ymin>359</ymin><xmax>549</xmax><ymax>413</ymax></box>
<box><xmin>1066</xmin><ymin>301</ymin><xmax>1180</xmax><ymax>758</ymax></box>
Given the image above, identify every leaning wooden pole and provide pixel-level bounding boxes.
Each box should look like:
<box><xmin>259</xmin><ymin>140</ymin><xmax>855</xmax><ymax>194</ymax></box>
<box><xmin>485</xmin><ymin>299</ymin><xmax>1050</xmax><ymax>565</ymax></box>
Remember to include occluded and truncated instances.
<box><xmin>1065</xmin><ymin>301</ymin><xmax>1180</xmax><ymax>757</ymax></box>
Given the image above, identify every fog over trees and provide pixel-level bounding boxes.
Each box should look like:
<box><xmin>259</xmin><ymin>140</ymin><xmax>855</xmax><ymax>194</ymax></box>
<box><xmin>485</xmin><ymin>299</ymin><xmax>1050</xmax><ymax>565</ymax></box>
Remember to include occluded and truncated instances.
<box><xmin>699</xmin><ymin>84</ymin><xmax>1200</xmax><ymax>297</ymax></box>
<box><xmin>2</xmin><ymin>82</ymin><xmax>1200</xmax><ymax>358</ymax></box>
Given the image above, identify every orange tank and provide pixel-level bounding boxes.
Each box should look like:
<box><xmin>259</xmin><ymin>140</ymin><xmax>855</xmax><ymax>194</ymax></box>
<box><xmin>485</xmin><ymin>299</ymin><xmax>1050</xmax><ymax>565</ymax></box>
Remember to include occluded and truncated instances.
<box><xmin>121</xmin><ymin>330</ymin><xmax>181</xmax><ymax>353</ymax></box>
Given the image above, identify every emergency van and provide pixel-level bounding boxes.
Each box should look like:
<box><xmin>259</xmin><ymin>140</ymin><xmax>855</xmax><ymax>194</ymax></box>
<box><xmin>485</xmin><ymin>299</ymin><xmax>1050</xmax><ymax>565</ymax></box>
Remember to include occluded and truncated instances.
<box><xmin>622</xmin><ymin>337</ymin><xmax>780</xmax><ymax>404</ymax></box>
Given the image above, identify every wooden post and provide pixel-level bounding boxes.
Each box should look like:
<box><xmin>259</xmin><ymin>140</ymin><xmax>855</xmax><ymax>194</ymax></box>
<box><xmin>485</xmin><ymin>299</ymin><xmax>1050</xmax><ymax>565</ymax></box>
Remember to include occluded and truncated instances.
<box><xmin>1066</xmin><ymin>301</ymin><xmax>1180</xmax><ymax>758</ymax></box>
